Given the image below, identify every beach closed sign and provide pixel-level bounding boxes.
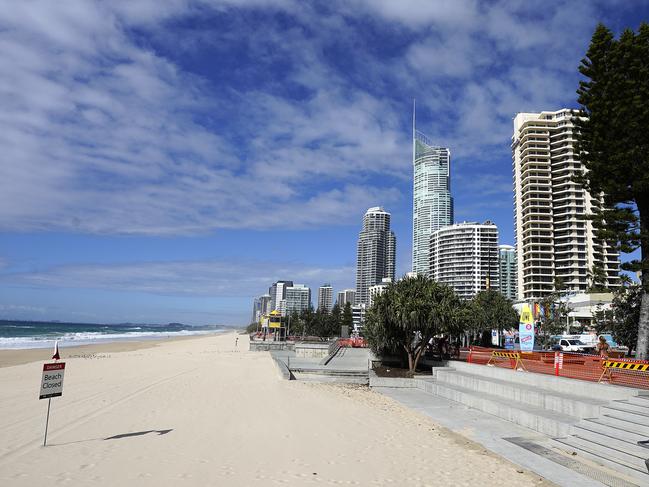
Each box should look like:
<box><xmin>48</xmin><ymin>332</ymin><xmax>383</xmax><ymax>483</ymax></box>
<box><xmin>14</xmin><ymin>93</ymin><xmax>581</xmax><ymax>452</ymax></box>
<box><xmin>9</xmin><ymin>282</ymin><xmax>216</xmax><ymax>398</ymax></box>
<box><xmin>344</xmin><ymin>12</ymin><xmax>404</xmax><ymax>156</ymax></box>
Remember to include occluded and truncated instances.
<box><xmin>40</xmin><ymin>363</ymin><xmax>65</xmax><ymax>400</ymax></box>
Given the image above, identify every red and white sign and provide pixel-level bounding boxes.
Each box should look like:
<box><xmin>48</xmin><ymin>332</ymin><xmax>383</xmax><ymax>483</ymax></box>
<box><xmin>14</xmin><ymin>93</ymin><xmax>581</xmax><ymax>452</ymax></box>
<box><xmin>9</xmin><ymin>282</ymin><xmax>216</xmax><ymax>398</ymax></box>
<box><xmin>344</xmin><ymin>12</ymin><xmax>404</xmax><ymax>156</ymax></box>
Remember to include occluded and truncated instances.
<box><xmin>40</xmin><ymin>362</ymin><xmax>65</xmax><ymax>400</ymax></box>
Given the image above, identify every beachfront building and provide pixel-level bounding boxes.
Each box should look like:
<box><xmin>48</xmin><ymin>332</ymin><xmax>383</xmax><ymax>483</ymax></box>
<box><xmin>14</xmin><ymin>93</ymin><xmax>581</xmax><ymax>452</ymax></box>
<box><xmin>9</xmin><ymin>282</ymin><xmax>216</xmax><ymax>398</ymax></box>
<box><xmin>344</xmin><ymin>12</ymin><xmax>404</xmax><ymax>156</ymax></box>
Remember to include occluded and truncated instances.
<box><xmin>317</xmin><ymin>284</ymin><xmax>333</xmax><ymax>313</ymax></box>
<box><xmin>351</xmin><ymin>304</ymin><xmax>366</xmax><ymax>332</ymax></box>
<box><xmin>412</xmin><ymin>111</ymin><xmax>453</xmax><ymax>276</ymax></box>
<box><xmin>368</xmin><ymin>278</ymin><xmax>392</xmax><ymax>308</ymax></box>
<box><xmin>259</xmin><ymin>294</ymin><xmax>272</xmax><ymax>316</ymax></box>
<box><xmin>284</xmin><ymin>284</ymin><xmax>311</xmax><ymax>316</ymax></box>
<box><xmin>251</xmin><ymin>297</ymin><xmax>261</xmax><ymax>324</ymax></box>
<box><xmin>512</xmin><ymin>109</ymin><xmax>620</xmax><ymax>300</ymax></box>
<box><xmin>269</xmin><ymin>280</ymin><xmax>293</xmax><ymax>312</ymax></box>
<box><xmin>429</xmin><ymin>221</ymin><xmax>499</xmax><ymax>300</ymax></box>
<box><xmin>336</xmin><ymin>289</ymin><xmax>356</xmax><ymax>308</ymax></box>
<box><xmin>355</xmin><ymin>207</ymin><xmax>396</xmax><ymax>305</ymax></box>
<box><xmin>498</xmin><ymin>245</ymin><xmax>518</xmax><ymax>301</ymax></box>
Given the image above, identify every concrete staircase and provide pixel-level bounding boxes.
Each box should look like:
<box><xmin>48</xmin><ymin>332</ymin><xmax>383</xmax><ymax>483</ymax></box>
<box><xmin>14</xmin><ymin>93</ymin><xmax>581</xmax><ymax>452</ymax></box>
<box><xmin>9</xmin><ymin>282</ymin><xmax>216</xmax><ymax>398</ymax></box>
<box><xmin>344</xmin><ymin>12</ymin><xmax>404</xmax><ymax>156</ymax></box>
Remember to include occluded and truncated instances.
<box><xmin>422</xmin><ymin>361</ymin><xmax>649</xmax><ymax>485</ymax></box>
<box><xmin>551</xmin><ymin>395</ymin><xmax>649</xmax><ymax>483</ymax></box>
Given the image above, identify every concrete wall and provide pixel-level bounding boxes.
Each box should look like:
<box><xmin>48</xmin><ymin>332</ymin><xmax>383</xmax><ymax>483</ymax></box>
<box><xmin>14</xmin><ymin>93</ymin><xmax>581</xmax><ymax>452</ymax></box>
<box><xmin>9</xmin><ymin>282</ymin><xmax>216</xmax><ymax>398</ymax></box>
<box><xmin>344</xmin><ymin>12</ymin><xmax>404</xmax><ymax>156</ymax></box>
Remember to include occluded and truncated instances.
<box><xmin>368</xmin><ymin>370</ymin><xmax>416</xmax><ymax>388</ymax></box>
<box><xmin>270</xmin><ymin>355</ymin><xmax>293</xmax><ymax>380</ymax></box>
<box><xmin>249</xmin><ymin>341</ymin><xmax>295</xmax><ymax>352</ymax></box>
<box><xmin>295</xmin><ymin>342</ymin><xmax>330</xmax><ymax>358</ymax></box>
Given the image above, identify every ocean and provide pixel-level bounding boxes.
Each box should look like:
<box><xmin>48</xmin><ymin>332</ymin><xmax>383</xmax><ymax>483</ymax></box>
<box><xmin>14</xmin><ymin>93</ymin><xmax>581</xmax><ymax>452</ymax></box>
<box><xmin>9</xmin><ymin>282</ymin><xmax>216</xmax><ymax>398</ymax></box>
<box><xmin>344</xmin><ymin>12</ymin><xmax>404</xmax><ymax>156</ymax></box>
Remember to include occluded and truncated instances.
<box><xmin>0</xmin><ymin>320</ymin><xmax>227</xmax><ymax>349</ymax></box>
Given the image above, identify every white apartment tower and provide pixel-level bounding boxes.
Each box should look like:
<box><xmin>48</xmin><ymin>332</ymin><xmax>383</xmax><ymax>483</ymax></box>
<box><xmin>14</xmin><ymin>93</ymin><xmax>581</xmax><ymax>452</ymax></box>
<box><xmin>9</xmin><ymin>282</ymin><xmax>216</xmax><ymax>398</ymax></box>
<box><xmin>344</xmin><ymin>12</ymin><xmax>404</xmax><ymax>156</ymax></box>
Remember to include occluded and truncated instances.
<box><xmin>498</xmin><ymin>245</ymin><xmax>517</xmax><ymax>301</ymax></box>
<box><xmin>356</xmin><ymin>207</ymin><xmax>396</xmax><ymax>305</ymax></box>
<box><xmin>412</xmin><ymin>106</ymin><xmax>453</xmax><ymax>276</ymax></box>
<box><xmin>368</xmin><ymin>278</ymin><xmax>392</xmax><ymax>308</ymax></box>
<box><xmin>429</xmin><ymin>221</ymin><xmax>499</xmax><ymax>300</ymax></box>
<box><xmin>512</xmin><ymin>109</ymin><xmax>620</xmax><ymax>300</ymax></box>
<box><xmin>269</xmin><ymin>280</ymin><xmax>293</xmax><ymax>311</ymax></box>
<box><xmin>317</xmin><ymin>284</ymin><xmax>333</xmax><ymax>312</ymax></box>
<box><xmin>284</xmin><ymin>284</ymin><xmax>311</xmax><ymax>315</ymax></box>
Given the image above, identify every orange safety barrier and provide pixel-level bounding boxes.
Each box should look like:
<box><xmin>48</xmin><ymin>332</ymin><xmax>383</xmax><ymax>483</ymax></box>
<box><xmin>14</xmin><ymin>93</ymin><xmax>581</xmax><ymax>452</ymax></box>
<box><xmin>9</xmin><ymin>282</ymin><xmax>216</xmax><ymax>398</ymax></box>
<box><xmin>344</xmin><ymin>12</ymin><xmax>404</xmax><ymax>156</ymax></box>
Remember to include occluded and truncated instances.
<box><xmin>466</xmin><ymin>346</ymin><xmax>649</xmax><ymax>390</ymax></box>
<box><xmin>338</xmin><ymin>337</ymin><xmax>367</xmax><ymax>348</ymax></box>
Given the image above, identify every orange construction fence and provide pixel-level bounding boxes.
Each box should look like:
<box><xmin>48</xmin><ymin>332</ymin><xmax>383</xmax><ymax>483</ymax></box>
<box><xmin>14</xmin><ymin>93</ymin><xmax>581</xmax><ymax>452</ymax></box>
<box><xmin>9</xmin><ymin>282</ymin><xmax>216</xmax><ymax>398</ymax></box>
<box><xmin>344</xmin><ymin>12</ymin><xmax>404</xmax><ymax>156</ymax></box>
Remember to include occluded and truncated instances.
<box><xmin>466</xmin><ymin>346</ymin><xmax>649</xmax><ymax>390</ymax></box>
<box><xmin>337</xmin><ymin>337</ymin><xmax>367</xmax><ymax>348</ymax></box>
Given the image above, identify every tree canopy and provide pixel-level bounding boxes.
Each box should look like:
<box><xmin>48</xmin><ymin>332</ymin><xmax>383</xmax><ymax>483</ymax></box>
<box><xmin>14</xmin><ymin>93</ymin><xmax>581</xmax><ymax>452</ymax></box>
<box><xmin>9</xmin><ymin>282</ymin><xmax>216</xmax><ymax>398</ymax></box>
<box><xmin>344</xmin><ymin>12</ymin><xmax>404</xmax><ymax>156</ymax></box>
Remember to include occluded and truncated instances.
<box><xmin>575</xmin><ymin>23</ymin><xmax>649</xmax><ymax>359</ymax></box>
<box><xmin>363</xmin><ymin>275</ymin><xmax>460</xmax><ymax>373</ymax></box>
<box><xmin>468</xmin><ymin>290</ymin><xmax>518</xmax><ymax>346</ymax></box>
<box><xmin>594</xmin><ymin>283</ymin><xmax>642</xmax><ymax>355</ymax></box>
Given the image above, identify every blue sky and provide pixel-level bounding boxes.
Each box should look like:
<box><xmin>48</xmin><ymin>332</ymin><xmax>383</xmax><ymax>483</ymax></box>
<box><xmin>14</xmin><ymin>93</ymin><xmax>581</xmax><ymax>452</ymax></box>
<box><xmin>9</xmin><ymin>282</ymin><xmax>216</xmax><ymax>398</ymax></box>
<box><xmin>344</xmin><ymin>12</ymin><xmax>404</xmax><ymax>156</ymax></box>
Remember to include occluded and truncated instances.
<box><xmin>1</xmin><ymin>1</ymin><xmax>647</xmax><ymax>325</ymax></box>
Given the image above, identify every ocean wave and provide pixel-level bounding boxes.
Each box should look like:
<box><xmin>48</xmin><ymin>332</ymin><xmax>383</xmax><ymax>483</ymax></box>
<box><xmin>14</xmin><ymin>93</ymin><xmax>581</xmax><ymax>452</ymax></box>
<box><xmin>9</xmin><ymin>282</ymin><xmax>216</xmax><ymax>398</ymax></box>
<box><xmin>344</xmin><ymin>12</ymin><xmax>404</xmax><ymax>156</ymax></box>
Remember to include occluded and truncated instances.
<box><xmin>0</xmin><ymin>329</ymin><xmax>225</xmax><ymax>350</ymax></box>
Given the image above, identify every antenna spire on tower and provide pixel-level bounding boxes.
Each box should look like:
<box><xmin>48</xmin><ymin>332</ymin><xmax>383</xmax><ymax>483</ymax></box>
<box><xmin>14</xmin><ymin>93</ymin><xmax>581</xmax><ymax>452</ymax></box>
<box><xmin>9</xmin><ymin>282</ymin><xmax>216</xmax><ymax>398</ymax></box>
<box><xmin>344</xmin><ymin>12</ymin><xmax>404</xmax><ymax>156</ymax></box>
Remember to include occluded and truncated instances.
<box><xmin>412</xmin><ymin>98</ymin><xmax>416</xmax><ymax>139</ymax></box>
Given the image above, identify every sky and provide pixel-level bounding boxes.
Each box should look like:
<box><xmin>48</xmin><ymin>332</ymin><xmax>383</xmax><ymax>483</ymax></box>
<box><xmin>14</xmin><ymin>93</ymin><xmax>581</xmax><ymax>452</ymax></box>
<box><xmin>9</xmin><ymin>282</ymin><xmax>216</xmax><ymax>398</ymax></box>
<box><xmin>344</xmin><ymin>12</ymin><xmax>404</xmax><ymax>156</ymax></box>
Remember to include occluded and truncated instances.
<box><xmin>1</xmin><ymin>0</ymin><xmax>647</xmax><ymax>326</ymax></box>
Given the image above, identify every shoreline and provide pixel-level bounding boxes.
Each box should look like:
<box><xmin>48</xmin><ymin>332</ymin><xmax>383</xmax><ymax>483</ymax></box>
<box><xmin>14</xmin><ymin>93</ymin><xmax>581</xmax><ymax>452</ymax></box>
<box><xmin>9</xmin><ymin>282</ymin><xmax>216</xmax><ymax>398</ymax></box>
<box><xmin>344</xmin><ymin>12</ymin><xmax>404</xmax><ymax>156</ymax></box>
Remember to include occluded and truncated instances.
<box><xmin>0</xmin><ymin>331</ymin><xmax>235</xmax><ymax>369</ymax></box>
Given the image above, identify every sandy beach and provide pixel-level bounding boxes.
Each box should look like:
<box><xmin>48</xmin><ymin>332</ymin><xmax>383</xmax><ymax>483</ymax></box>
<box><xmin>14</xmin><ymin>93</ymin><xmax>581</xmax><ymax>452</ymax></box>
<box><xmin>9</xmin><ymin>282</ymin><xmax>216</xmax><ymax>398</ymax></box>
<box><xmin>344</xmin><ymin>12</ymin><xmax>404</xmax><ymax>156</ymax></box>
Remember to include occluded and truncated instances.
<box><xmin>0</xmin><ymin>332</ymin><xmax>551</xmax><ymax>486</ymax></box>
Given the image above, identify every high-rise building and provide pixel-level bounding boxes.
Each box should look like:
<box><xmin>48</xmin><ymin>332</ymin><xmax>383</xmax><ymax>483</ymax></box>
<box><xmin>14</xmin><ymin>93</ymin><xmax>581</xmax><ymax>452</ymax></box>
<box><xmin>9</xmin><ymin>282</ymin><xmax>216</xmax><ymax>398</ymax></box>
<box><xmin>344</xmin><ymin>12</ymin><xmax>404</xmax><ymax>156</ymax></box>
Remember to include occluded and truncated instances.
<box><xmin>412</xmin><ymin>109</ymin><xmax>453</xmax><ymax>276</ymax></box>
<box><xmin>355</xmin><ymin>207</ymin><xmax>396</xmax><ymax>305</ymax></box>
<box><xmin>268</xmin><ymin>280</ymin><xmax>293</xmax><ymax>311</ymax></box>
<box><xmin>336</xmin><ymin>289</ymin><xmax>356</xmax><ymax>308</ymax></box>
<box><xmin>251</xmin><ymin>297</ymin><xmax>261</xmax><ymax>324</ymax></box>
<box><xmin>368</xmin><ymin>278</ymin><xmax>392</xmax><ymax>308</ymax></box>
<box><xmin>429</xmin><ymin>221</ymin><xmax>499</xmax><ymax>300</ymax></box>
<box><xmin>351</xmin><ymin>304</ymin><xmax>366</xmax><ymax>332</ymax></box>
<box><xmin>498</xmin><ymin>245</ymin><xmax>518</xmax><ymax>301</ymax></box>
<box><xmin>260</xmin><ymin>294</ymin><xmax>272</xmax><ymax>314</ymax></box>
<box><xmin>512</xmin><ymin>109</ymin><xmax>620</xmax><ymax>300</ymax></box>
<box><xmin>285</xmin><ymin>284</ymin><xmax>311</xmax><ymax>315</ymax></box>
<box><xmin>317</xmin><ymin>284</ymin><xmax>333</xmax><ymax>313</ymax></box>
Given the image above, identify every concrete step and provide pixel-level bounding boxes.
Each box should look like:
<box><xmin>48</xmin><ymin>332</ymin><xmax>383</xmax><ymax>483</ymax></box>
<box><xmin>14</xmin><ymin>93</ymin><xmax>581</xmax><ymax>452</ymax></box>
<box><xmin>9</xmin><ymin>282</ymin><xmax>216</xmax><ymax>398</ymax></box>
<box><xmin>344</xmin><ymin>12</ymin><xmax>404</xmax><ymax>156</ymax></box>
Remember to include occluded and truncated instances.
<box><xmin>434</xmin><ymin>369</ymin><xmax>605</xmax><ymax>418</ymax></box>
<box><xmin>628</xmin><ymin>394</ymin><xmax>649</xmax><ymax>407</ymax></box>
<box><xmin>602</xmin><ymin>404</ymin><xmax>649</xmax><ymax>426</ymax></box>
<box><xmin>596</xmin><ymin>413</ymin><xmax>649</xmax><ymax>437</ymax></box>
<box><xmin>290</xmin><ymin>367</ymin><xmax>368</xmax><ymax>376</ymax></box>
<box><xmin>577</xmin><ymin>417</ymin><xmax>649</xmax><ymax>445</ymax></box>
<box><xmin>551</xmin><ymin>436</ymin><xmax>649</xmax><ymax>485</ymax></box>
<box><xmin>426</xmin><ymin>379</ymin><xmax>577</xmax><ymax>437</ymax></box>
<box><xmin>572</xmin><ymin>424</ymin><xmax>649</xmax><ymax>461</ymax></box>
<box><xmin>450</xmin><ymin>360</ymin><xmax>643</xmax><ymax>401</ymax></box>
<box><xmin>291</xmin><ymin>372</ymin><xmax>368</xmax><ymax>384</ymax></box>
<box><xmin>610</xmin><ymin>399</ymin><xmax>649</xmax><ymax>414</ymax></box>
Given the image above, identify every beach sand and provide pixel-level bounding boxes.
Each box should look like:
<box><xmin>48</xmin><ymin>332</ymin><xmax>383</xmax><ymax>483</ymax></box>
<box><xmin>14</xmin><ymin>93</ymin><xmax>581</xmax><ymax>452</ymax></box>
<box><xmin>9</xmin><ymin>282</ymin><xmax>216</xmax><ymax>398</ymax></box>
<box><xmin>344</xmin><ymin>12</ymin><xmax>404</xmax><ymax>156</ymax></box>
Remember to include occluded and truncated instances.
<box><xmin>0</xmin><ymin>332</ymin><xmax>552</xmax><ymax>486</ymax></box>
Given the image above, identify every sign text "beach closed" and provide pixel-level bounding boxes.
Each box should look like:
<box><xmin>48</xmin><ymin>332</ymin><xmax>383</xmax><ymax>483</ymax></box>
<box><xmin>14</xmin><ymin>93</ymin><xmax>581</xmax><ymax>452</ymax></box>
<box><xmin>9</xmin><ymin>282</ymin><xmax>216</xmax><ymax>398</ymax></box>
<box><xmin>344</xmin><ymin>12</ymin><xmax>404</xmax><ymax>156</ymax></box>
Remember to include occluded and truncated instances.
<box><xmin>40</xmin><ymin>363</ymin><xmax>65</xmax><ymax>400</ymax></box>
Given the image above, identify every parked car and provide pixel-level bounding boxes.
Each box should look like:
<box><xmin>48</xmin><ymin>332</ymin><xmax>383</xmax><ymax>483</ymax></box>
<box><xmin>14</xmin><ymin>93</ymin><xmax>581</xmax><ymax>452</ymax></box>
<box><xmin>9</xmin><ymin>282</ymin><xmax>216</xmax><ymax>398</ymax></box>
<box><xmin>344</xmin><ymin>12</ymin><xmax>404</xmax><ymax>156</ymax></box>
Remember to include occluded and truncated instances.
<box><xmin>570</xmin><ymin>333</ymin><xmax>629</xmax><ymax>355</ymax></box>
<box><xmin>554</xmin><ymin>338</ymin><xmax>593</xmax><ymax>353</ymax></box>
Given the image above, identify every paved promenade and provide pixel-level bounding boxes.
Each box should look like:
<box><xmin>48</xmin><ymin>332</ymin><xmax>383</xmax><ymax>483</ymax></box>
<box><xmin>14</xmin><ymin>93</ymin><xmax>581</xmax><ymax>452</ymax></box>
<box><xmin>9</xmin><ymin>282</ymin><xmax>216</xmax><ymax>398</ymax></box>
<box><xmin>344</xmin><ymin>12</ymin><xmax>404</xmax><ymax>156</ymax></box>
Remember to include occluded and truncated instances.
<box><xmin>377</xmin><ymin>386</ymin><xmax>627</xmax><ymax>487</ymax></box>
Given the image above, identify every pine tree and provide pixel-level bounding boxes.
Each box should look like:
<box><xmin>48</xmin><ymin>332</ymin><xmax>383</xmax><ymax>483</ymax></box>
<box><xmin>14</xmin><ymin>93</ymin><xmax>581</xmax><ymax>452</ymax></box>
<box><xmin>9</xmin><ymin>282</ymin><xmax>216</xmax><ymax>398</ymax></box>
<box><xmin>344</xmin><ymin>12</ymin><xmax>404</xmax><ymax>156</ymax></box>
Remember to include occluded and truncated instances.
<box><xmin>575</xmin><ymin>23</ymin><xmax>649</xmax><ymax>359</ymax></box>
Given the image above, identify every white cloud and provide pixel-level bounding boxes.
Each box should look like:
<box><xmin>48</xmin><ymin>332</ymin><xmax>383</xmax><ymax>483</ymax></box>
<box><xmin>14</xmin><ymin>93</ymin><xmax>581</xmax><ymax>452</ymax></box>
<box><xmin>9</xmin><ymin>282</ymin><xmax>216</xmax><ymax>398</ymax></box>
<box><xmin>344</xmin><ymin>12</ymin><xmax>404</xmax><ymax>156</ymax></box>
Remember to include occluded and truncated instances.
<box><xmin>349</xmin><ymin>0</ymin><xmax>480</xmax><ymax>29</ymax></box>
<box><xmin>0</xmin><ymin>0</ymin><xmax>411</xmax><ymax>235</ymax></box>
<box><xmin>0</xmin><ymin>0</ymin><xmax>612</xmax><ymax>236</ymax></box>
<box><xmin>1</xmin><ymin>259</ymin><xmax>355</xmax><ymax>299</ymax></box>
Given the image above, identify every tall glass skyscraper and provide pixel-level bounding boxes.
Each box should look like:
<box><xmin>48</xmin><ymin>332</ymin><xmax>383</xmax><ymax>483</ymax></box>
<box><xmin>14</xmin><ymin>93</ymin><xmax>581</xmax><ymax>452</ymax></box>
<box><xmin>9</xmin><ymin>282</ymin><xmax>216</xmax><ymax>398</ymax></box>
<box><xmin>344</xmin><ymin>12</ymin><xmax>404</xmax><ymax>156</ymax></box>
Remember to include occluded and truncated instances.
<box><xmin>412</xmin><ymin>107</ymin><xmax>453</xmax><ymax>275</ymax></box>
<box><xmin>498</xmin><ymin>245</ymin><xmax>518</xmax><ymax>301</ymax></box>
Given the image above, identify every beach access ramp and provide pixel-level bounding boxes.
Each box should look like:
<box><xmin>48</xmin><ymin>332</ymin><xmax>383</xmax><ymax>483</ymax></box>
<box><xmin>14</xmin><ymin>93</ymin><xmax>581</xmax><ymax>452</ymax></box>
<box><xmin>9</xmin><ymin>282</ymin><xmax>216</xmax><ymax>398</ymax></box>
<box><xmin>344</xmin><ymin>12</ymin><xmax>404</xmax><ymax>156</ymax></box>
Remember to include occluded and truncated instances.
<box><xmin>271</xmin><ymin>346</ymin><xmax>370</xmax><ymax>384</ymax></box>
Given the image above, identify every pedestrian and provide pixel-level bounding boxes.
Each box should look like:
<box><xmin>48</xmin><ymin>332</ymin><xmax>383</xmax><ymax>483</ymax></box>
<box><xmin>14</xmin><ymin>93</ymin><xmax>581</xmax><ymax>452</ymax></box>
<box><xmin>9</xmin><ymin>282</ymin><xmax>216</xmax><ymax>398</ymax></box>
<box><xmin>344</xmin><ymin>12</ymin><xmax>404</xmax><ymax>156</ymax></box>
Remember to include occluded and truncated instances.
<box><xmin>235</xmin><ymin>337</ymin><xmax>239</xmax><ymax>348</ymax></box>
<box><xmin>596</xmin><ymin>335</ymin><xmax>609</xmax><ymax>358</ymax></box>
